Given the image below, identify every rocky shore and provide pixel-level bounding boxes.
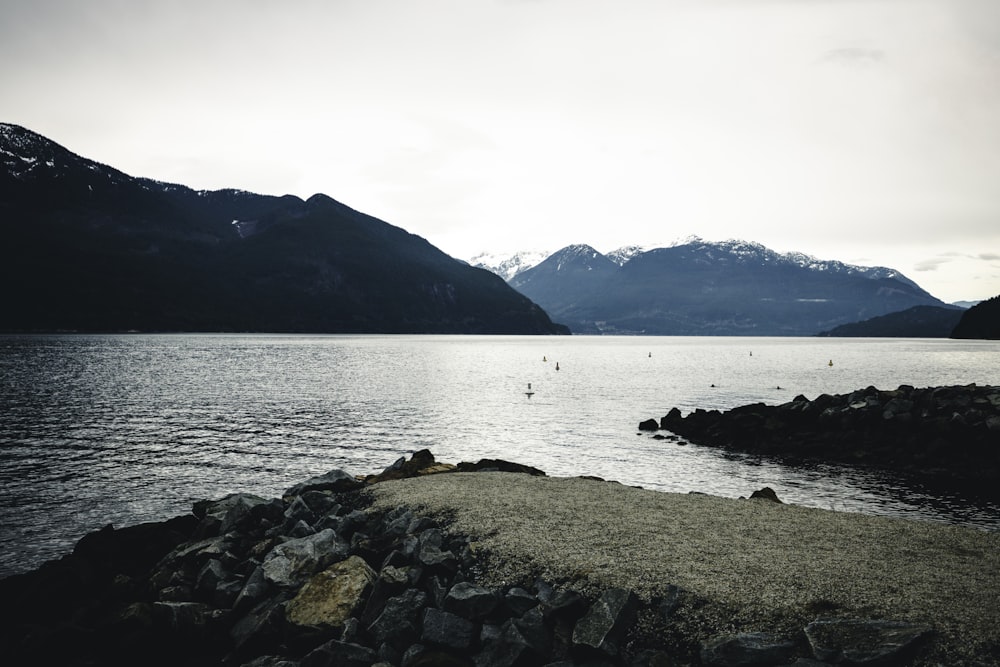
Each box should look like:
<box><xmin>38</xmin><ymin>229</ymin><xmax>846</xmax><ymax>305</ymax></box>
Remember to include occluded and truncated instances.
<box><xmin>642</xmin><ymin>383</ymin><xmax>1000</xmax><ymax>500</ymax></box>
<box><xmin>2</xmin><ymin>449</ymin><xmax>999</xmax><ymax>666</ymax></box>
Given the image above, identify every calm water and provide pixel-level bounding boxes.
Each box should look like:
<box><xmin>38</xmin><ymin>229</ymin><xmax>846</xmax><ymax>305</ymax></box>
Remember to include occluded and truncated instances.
<box><xmin>1</xmin><ymin>334</ymin><xmax>999</xmax><ymax>577</ymax></box>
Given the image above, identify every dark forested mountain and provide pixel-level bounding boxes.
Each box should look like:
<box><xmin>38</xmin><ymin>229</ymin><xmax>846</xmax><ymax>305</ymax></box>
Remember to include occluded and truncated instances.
<box><xmin>0</xmin><ymin>123</ymin><xmax>568</xmax><ymax>334</ymax></box>
<box><xmin>951</xmin><ymin>295</ymin><xmax>1000</xmax><ymax>339</ymax></box>
<box><xmin>816</xmin><ymin>305</ymin><xmax>965</xmax><ymax>338</ymax></box>
<box><xmin>509</xmin><ymin>239</ymin><xmax>950</xmax><ymax>336</ymax></box>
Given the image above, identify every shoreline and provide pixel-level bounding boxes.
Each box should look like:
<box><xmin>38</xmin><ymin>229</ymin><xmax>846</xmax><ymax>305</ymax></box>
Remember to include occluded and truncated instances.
<box><xmin>2</xmin><ymin>450</ymin><xmax>998</xmax><ymax>665</ymax></box>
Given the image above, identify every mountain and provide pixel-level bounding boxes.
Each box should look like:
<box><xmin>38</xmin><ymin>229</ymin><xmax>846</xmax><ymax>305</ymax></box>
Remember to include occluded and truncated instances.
<box><xmin>950</xmin><ymin>295</ymin><xmax>1000</xmax><ymax>339</ymax></box>
<box><xmin>0</xmin><ymin>123</ymin><xmax>568</xmax><ymax>334</ymax></box>
<box><xmin>469</xmin><ymin>249</ymin><xmax>551</xmax><ymax>281</ymax></box>
<box><xmin>816</xmin><ymin>305</ymin><xmax>964</xmax><ymax>337</ymax></box>
<box><xmin>508</xmin><ymin>238</ymin><xmax>950</xmax><ymax>336</ymax></box>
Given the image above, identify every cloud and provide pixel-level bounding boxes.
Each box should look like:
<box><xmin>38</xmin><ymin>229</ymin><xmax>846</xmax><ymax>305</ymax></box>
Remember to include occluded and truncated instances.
<box><xmin>916</xmin><ymin>252</ymin><xmax>1000</xmax><ymax>273</ymax></box>
<box><xmin>914</xmin><ymin>256</ymin><xmax>956</xmax><ymax>272</ymax></box>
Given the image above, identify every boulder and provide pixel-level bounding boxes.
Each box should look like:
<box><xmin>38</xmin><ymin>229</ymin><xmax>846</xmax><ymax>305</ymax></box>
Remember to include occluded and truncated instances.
<box><xmin>421</xmin><ymin>607</ymin><xmax>477</xmax><ymax>651</ymax></box>
<box><xmin>571</xmin><ymin>587</ymin><xmax>638</xmax><ymax>657</ymax></box>
<box><xmin>364</xmin><ymin>449</ymin><xmax>452</xmax><ymax>484</ymax></box>
<box><xmin>444</xmin><ymin>581</ymin><xmax>499</xmax><ymax>619</ymax></box>
<box><xmin>284</xmin><ymin>469</ymin><xmax>362</xmax><ymax>497</ymax></box>
<box><xmin>368</xmin><ymin>589</ymin><xmax>429</xmax><ymax>648</ymax></box>
<box><xmin>504</xmin><ymin>587</ymin><xmax>539</xmax><ymax>617</ymax></box>
<box><xmin>804</xmin><ymin>618</ymin><xmax>931</xmax><ymax>665</ymax></box>
<box><xmin>748</xmin><ymin>487</ymin><xmax>782</xmax><ymax>503</ymax></box>
<box><xmin>638</xmin><ymin>419</ymin><xmax>660</xmax><ymax>431</ymax></box>
<box><xmin>285</xmin><ymin>556</ymin><xmax>376</xmax><ymax>631</ymax></box>
<box><xmin>261</xmin><ymin>529</ymin><xmax>349</xmax><ymax>588</ymax></box>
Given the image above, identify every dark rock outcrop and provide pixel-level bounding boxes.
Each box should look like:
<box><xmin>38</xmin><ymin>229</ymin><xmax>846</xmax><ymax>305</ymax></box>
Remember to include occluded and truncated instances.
<box><xmin>648</xmin><ymin>384</ymin><xmax>1000</xmax><ymax>500</ymax></box>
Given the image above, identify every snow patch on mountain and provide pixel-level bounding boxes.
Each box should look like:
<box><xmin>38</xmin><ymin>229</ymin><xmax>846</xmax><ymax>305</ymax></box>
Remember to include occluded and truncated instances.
<box><xmin>470</xmin><ymin>249</ymin><xmax>550</xmax><ymax>281</ymax></box>
<box><xmin>470</xmin><ymin>237</ymin><xmax>922</xmax><ymax>291</ymax></box>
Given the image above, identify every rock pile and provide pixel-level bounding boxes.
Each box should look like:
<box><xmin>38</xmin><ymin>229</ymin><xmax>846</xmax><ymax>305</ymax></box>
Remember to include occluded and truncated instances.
<box><xmin>645</xmin><ymin>384</ymin><xmax>1000</xmax><ymax>499</ymax></box>
<box><xmin>0</xmin><ymin>451</ymin><xmax>944</xmax><ymax>665</ymax></box>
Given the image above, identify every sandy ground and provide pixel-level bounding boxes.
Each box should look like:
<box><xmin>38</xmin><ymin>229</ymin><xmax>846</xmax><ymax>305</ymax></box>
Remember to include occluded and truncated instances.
<box><xmin>370</xmin><ymin>472</ymin><xmax>1000</xmax><ymax>662</ymax></box>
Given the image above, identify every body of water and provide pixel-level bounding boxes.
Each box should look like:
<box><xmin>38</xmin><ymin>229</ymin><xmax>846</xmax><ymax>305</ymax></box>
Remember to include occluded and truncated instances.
<box><xmin>1</xmin><ymin>334</ymin><xmax>998</xmax><ymax>577</ymax></box>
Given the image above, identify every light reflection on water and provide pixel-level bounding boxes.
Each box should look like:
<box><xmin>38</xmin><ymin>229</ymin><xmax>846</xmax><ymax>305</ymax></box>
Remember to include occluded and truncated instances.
<box><xmin>1</xmin><ymin>334</ymin><xmax>998</xmax><ymax>577</ymax></box>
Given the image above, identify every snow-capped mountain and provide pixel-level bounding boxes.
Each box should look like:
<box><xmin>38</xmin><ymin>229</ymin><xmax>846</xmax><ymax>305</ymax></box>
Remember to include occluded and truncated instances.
<box><xmin>476</xmin><ymin>236</ymin><xmax>921</xmax><ymax>290</ymax></box>
<box><xmin>503</xmin><ymin>238</ymin><xmax>949</xmax><ymax>335</ymax></box>
<box><xmin>469</xmin><ymin>249</ymin><xmax>550</xmax><ymax>281</ymax></box>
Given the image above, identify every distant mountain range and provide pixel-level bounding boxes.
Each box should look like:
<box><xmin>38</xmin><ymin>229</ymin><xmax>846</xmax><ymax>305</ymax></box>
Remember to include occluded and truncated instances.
<box><xmin>0</xmin><ymin>123</ymin><xmax>568</xmax><ymax>334</ymax></box>
<box><xmin>474</xmin><ymin>240</ymin><xmax>955</xmax><ymax>336</ymax></box>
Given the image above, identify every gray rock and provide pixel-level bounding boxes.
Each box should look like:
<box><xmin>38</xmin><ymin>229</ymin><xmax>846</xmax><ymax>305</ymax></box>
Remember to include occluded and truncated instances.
<box><xmin>221</xmin><ymin>494</ymin><xmax>271</xmax><ymax>534</ymax></box>
<box><xmin>418</xmin><ymin>540</ymin><xmax>458</xmax><ymax>570</ymax></box>
<box><xmin>196</xmin><ymin>558</ymin><xmax>226</xmax><ymax>595</ymax></box>
<box><xmin>540</xmin><ymin>588</ymin><xmax>587</xmax><ymax>622</ymax></box>
<box><xmin>233</xmin><ymin>565</ymin><xmax>271</xmax><ymax>614</ymax></box>
<box><xmin>361</xmin><ymin>565</ymin><xmax>412</xmax><ymax>627</ymax></box>
<box><xmin>193</xmin><ymin>493</ymin><xmax>269</xmax><ymax>535</ymax></box>
<box><xmin>421</xmin><ymin>607</ymin><xmax>477</xmax><ymax>651</ymax></box>
<box><xmin>506</xmin><ymin>606</ymin><xmax>551</xmax><ymax>658</ymax></box>
<box><xmin>504</xmin><ymin>587</ymin><xmax>539</xmax><ymax>616</ymax></box>
<box><xmin>230</xmin><ymin>595</ymin><xmax>289</xmax><ymax>653</ymax></box>
<box><xmin>805</xmin><ymin>618</ymin><xmax>931</xmax><ymax>665</ymax></box>
<box><xmin>284</xmin><ymin>496</ymin><xmax>316</xmax><ymax>525</ymax></box>
<box><xmin>261</xmin><ymin>529</ymin><xmax>349</xmax><ymax>588</ymax></box>
<box><xmin>572</xmin><ymin>588</ymin><xmax>638</xmax><ymax>657</ymax></box>
<box><xmin>700</xmin><ymin>632</ymin><xmax>798</xmax><ymax>666</ymax></box>
<box><xmin>444</xmin><ymin>581</ymin><xmax>499</xmax><ymax>619</ymax></box>
<box><xmin>284</xmin><ymin>469</ymin><xmax>362</xmax><ymax>497</ymax></box>
<box><xmin>286</xmin><ymin>519</ymin><xmax>314</xmax><ymax>538</ymax></box>
<box><xmin>368</xmin><ymin>589</ymin><xmax>429</xmax><ymax>648</ymax></box>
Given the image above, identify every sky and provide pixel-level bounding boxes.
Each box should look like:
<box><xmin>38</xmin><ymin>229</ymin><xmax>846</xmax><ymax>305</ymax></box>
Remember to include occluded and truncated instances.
<box><xmin>3</xmin><ymin>0</ymin><xmax>999</xmax><ymax>303</ymax></box>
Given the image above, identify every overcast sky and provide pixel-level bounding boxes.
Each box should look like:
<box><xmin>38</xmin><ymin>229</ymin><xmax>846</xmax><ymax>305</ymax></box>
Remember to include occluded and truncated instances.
<box><xmin>3</xmin><ymin>0</ymin><xmax>999</xmax><ymax>302</ymax></box>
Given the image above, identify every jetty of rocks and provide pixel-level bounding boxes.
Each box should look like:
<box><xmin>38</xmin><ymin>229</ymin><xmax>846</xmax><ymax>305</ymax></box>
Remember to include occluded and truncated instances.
<box><xmin>642</xmin><ymin>383</ymin><xmax>1000</xmax><ymax>499</ymax></box>
<box><xmin>2</xmin><ymin>449</ymin><xmax>998</xmax><ymax>666</ymax></box>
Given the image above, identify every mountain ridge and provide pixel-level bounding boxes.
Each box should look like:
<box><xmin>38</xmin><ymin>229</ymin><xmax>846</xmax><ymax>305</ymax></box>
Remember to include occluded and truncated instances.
<box><xmin>495</xmin><ymin>241</ymin><xmax>950</xmax><ymax>336</ymax></box>
<box><xmin>0</xmin><ymin>123</ymin><xmax>569</xmax><ymax>334</ymax></box>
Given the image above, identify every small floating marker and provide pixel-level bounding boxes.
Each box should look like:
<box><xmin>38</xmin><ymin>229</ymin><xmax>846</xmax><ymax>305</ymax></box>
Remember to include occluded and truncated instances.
<box><xmin>750</xmin><ymin>351</ymin><xmax>752</xmax><ymax>356</ymax></box>
<box><xmin>543</xmin><ymin>355</ymin><xmax>547</xmax><ymax>362</ymax></box>
<box><xmin>525</xmin><ymin>382</ymin><xmax>534</xmax><ymax>398</ymax></box>
<box><xmin>828</xmin><ymin>360</ymin><xmax>833</xmax><ymax>367</ymax></box>
<box><xmin>648</xmin><ymin>352</ymin><xmax>652</xmax><ymax>358</ymax></box>
<box><xmin>555</xmin><ymin>362</ymin><xmax>560</xmax><ymax>371</ymax></box>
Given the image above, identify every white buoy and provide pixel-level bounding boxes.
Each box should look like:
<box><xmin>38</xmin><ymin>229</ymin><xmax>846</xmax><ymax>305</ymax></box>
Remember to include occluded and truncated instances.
<box><xmin>525</xmin><ymin>382</ymin><xmax>534</xmax><ymax>398</ymax></box>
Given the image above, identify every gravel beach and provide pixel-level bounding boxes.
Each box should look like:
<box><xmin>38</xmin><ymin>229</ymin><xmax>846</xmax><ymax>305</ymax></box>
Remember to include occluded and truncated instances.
<box><xmin>371</xmin><ymin>471</ymin><xmax>1000</xmax><ymax>663</ymax></box>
